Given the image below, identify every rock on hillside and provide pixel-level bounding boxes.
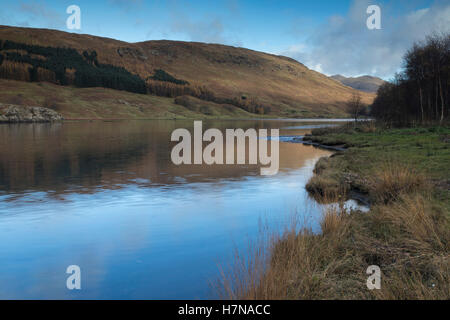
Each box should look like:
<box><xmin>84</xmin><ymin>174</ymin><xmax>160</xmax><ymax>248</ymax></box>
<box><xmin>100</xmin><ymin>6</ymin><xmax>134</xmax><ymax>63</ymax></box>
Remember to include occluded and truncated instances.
<box><xmin>0</xmin><ymin>104</ymin><xmax>63</xmax><ymax>123</ymax></box>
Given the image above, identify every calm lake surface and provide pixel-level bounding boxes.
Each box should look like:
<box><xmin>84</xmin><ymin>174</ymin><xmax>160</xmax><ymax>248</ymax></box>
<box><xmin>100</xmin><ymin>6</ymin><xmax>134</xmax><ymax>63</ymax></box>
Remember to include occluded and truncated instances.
<box><xmin>0</xmin><ymin>119</ymin><xmax>357</xmax><ymax>299</ymax></box>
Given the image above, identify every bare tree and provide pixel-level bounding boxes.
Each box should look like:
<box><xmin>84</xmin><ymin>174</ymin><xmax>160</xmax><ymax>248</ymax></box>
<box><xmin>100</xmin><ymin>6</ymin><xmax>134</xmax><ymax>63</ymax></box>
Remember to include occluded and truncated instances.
<box><xmin>347</xmin><ymin>92</ymin><xmax>364</xmax><ymax>123</ymax></box>
<box><xmin>371</xmin><ymin>32</ymin><xmax>449</xmax><ymax>125</ymax></box>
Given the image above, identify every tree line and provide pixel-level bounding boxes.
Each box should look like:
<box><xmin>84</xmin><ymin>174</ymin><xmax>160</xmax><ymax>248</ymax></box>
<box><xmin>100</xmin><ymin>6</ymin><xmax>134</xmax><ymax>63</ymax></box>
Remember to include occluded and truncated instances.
<box><xmin>0</xmin><ymin>40</ymin><xmax>147</xmax><ymax>93</ymax></box>
<box><xmin>147</xmin><ymin>79</ymin><xmax>271</xmax><ymax>114</ymax></box>
<box><xmin>0</xmin><ymin>40</ymin><xmax>271</xmax><ymax>115</ymax></box>
<box><xmin>145</xmin><ymin>69</ymin><xmax>271</xmax><ymax>114</ymax></box>
<box><xmin>147</xmin><ymin>69</ymin><xmax>189</xmax><ymax>85</ymax></box>
<box><xmin>371</xmin><ymin>33</ymin><xmax>449</xmax><ymax>125</ymax></box>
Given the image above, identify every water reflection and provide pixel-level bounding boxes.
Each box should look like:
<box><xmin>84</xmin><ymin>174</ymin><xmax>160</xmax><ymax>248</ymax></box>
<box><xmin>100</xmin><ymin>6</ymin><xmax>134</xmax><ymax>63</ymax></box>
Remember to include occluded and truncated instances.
<box><xmin>0</xmin><ymin>120</ymin><xmax>335</xmax><ymax>196</ymax></box>
<box><xmin>0</xmin><ymin>120</ymin><xmax>350</xmax><ymax>299</ymax></box>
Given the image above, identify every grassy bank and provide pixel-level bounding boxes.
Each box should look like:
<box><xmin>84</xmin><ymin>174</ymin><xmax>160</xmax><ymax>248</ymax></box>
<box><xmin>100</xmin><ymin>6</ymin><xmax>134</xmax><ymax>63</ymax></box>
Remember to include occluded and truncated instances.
<box><xmin>219</xmin><ymin>124</ymin><xmax>449</xmax><ymax>299</ymax></box>
<box><xmin>304</xmin><ymin>124</ymin><xmax>450</xmax><ymax>208</ymax></box>
<box><xmin>0</xmin><ymin>79</ymin><xmax>263</xmax><ymax>120</ymax></box>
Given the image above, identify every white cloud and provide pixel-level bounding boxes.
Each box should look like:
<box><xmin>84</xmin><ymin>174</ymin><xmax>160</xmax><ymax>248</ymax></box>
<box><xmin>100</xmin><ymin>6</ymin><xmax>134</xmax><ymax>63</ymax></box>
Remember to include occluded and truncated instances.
<box><xmin>312</xmin><ymin>63</ymin><xmax>323</xmax><ymax>73</ymax></box>
<box><xmin>282</xmin><ymin>0</ymin><xmax>450</xmax><ymax>79</ymax></box>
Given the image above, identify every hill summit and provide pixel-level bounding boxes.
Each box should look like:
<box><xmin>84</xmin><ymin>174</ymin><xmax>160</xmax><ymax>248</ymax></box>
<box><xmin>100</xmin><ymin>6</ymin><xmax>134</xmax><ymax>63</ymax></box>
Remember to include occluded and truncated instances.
<box><xmin>0</xmin><ymin>26</ymin><xmax>374</xmax><ymax>118</ymax></box>
<box><xmin>330</xmin><ymin>74</ymin><xmax>385</xmax><ymax>93</ymax></box>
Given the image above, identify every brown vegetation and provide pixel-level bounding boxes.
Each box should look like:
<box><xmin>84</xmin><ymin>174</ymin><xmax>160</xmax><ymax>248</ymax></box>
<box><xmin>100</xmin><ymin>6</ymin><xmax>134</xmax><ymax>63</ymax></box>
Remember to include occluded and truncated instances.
<box><xmin>346</xmin><ymin>92</ymin><xmax>366</xmax><ymax>122</ymax></box>
<box><xmin>218</xmin><ymin>124</ymin><xmax>449</xmax><ymax>300</ymax></box>
<box><xmin>0</xmin><ymin>26</ymin><xmax>375</xmax><ymax>118</ymax></box>
<box><xmin>367</xmin><ymin>162</ymin><xmax>428</xmax><ymax>204</ymax></box>
<box><xmin>0</xmin><ymin>60</ymin><xmax>31</xmax><ymax>81</ymax></box>
<box><xmin>305</xmin><ymin>174</ymin><xmax>348</xmax><ymax>202</ymax></box>
<box><xmin>0</xmin><ymin>79</ymin><xmax>260</xmax><ymax>119</ymax></box>
<box><xmin>218</xmin><ymin>162</ymin><xmax>448</xmax><ymax>299</ymax></box>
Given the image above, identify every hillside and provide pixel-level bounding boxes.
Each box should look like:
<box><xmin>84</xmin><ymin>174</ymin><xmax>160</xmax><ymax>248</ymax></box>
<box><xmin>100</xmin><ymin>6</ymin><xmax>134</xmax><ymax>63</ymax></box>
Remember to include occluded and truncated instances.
<box><xmin>330</xmin><ymin>74</ymin><xmax>386</xmax><ymax>93</ymax></box>
<box><xmin>0</xmin><ymin>26</ymin><xmax>375</xmax><ymax>119</ymax></box>
<box><xmin>0</xmin><ymin>80</ymin><xmax>264</xmax><ymax>120</ymax></box>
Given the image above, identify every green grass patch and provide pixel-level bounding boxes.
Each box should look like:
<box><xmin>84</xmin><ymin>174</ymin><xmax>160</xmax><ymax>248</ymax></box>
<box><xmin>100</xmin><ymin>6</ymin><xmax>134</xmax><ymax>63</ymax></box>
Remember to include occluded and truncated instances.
<box><xmin>307</xmin><ymin>124</ymin><xmax>450</xmax><ymax>208</ymax></box>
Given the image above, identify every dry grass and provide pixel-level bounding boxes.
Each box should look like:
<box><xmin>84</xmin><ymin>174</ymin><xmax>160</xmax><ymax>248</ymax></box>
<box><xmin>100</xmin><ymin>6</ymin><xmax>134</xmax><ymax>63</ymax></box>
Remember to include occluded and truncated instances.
<box><xmin>370</xmin><ymin>257</ymin><xmax>449</xmax><ymax>300</ymax></box>
<box><xmin>360</xmin><ymin>192</ymin><xmax>449</xmax><ymax>299</ymax></box>
<box><xmin>372</xmin><ymin>193</ymin><xmax>448</xmax><ymax>250</ymax></box>
<box><xmin>0</xmin><ymin>79</ymin><xmax>255</xmax><ymax>119</ymax></box>
<box><xmin>357</xmin><ymin>121</ymin><xmax>377</xmax><ymax>133</ymax></box>
<box><xmin>218</xmin><ymin>155</ymin><xmax>449</xmax><ymax>300</ymax></box>
<box><xmin>305</xmin><ymin>175</ymin><xmax>343</xmax><ymax>200</ymax></box>
<box><xmin>306</xmin><ymin>156</ymin><xmax>349</xmax><ymax>203</ymax></box>
<box><xmin>307</xmin><ymin>158</ymin><xmax>428</xmax><ymax>205</ymax></box>
<box><xmin>368</xmin><ymin>162</ymin><xmax>428</xmax><ymax>203</ymax></box>
<box><xmin>216</xmin><ymin>204</ymin><xmax>359</xmax><ymax>300</ymax></box>
<box><xmin>217</xmin><ymin>192</ymin><xmax>449</xmax><ymax>300</ymax></box>
<box><xmin>313</xmin><ymin>157</ymin><xmax>330</xmax><ymax>175</ymax></box>
<box><xmin>320</xmin><ymin>203</ymin><xmax>349</xmax><ymax>236</ymax></box>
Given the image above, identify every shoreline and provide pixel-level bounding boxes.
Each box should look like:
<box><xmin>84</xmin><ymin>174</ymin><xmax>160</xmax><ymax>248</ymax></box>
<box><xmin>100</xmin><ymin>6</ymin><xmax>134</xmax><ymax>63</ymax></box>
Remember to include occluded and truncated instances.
<box><xmin>283</xmin><ymin>135</ymin><xmax>371</xmax><ymax>206</ymax></box>
<box><xmin>289</xmin><ymin>135</ymin><xmax>347</xmax><ymax>151</ymax></box>
<box><xmin>220</xmin><ymin>123</ymin><xmax>449</xmax><ymax>299</ymax></box>
<box><xmin>0</xmin><ymin>114</ymin><xmax>357</xmax><ymax>123</ymax></box>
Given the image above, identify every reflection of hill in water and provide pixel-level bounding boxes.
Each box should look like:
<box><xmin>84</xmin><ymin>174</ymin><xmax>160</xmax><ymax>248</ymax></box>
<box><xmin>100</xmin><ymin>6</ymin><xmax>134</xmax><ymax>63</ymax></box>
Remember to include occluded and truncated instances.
<box><xmin>0</xmin><ymin>120</ymin><xmax>331</xmax><ymax>197</ymax></box>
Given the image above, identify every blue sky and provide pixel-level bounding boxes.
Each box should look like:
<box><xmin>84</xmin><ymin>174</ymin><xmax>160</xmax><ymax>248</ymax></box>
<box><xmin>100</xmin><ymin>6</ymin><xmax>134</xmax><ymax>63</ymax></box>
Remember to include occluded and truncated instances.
<box><xmin>1</xmin><ymin>0</ymin><xmax>449</xmax><ymax>79</ymax></box>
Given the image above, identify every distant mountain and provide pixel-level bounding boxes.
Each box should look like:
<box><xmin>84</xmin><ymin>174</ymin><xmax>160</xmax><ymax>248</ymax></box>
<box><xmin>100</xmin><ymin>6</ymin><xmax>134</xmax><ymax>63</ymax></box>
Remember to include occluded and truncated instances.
<box><xmin>330</xmin><ymin>75</ymin><xmax>386</xmax><ymax>93</ymax></box>
<box><xmin>0</xmin><ymin>26</ymin><xmax>375</xmax><ymax>119</ymax></box>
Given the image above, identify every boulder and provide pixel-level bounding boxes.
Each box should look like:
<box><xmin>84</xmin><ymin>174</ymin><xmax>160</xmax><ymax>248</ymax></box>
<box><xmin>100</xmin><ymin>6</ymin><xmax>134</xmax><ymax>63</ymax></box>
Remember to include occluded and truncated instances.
<box><xmin>0</xmin><ymin>104</ymin><xmax>63</xmax><ymax>123</ymax></box>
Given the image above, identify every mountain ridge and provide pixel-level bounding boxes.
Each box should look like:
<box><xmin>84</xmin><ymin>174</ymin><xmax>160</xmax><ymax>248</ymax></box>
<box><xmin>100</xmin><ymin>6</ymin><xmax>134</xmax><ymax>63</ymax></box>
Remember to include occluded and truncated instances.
<box><xmin>330</xmin><ymin>74</ymin><xmax>386</xmax><ymax>93</ymax></box>
<box><xmin>0</xmin><ymin>25</ymin><xmax>375</xmax><ymax>119</ymax></box>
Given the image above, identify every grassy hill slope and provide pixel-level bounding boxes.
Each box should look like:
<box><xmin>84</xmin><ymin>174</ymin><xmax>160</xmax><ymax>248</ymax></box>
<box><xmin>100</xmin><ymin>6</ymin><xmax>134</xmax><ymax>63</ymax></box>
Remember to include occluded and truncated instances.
<box><xmin>0</xmin><ymin>79</ymin><xmax>261</xmax><ymax>119</ymax></box>
<box><xmin>0</xmin><ymin>26</ymin><xmax>375</xmax><ymax>118</ymax></box>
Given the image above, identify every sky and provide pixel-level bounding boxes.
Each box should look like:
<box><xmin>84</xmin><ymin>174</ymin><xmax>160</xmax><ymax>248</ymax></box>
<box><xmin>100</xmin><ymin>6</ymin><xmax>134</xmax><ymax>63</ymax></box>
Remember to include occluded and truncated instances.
<box><xmin>1</xmin><ymin>0</ymin><xmax>449</xmax><ymax>79</ymax></box>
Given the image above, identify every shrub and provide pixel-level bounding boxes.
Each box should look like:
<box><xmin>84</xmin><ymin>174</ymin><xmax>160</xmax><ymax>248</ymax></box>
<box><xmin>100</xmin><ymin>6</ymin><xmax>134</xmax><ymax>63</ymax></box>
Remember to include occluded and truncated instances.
<box><xmin>313</xmin><ymin>157</ymin><xmax>329</xmax><ymax>175</ymax></box>
<box><xmin>368</xmin><ymin>162</ymin><xmax>427</xmax><ymax>203</ymax></box>
<box><xmin>305</xmin><ymin>175</ymin><xmax>347</xmax><ymax>202</ymax></box>
<box><xmin>148</xmin><ymin>69</ymin><xmax>189</xmax><ymax>85</ymax></box>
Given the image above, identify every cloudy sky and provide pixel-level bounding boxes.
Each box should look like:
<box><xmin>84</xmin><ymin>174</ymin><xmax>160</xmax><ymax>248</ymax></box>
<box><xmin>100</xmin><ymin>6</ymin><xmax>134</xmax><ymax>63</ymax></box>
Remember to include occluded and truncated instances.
<box><xmin>1</xmin><ymin>0</ymin><xmax>449</xmax><ymax>79</ymax></box>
